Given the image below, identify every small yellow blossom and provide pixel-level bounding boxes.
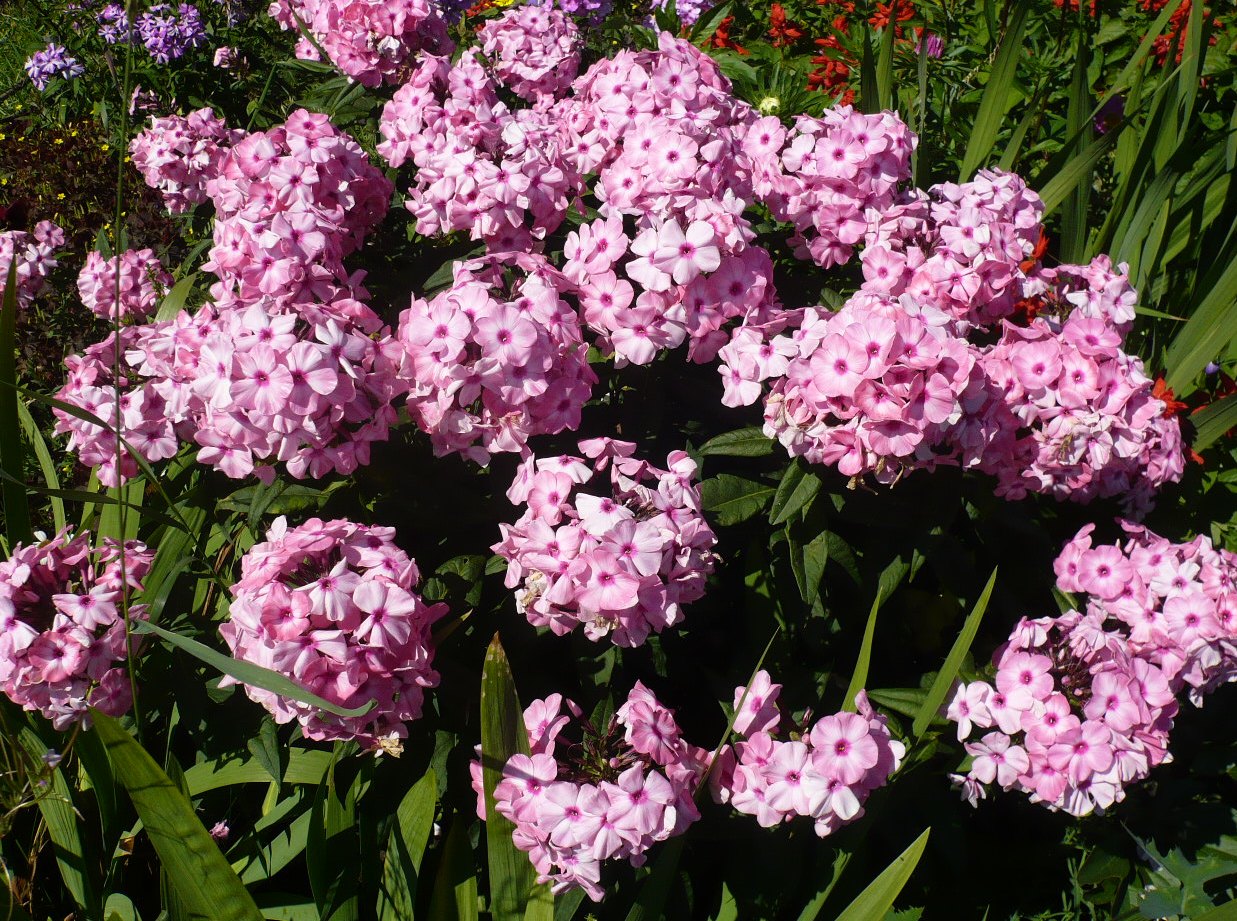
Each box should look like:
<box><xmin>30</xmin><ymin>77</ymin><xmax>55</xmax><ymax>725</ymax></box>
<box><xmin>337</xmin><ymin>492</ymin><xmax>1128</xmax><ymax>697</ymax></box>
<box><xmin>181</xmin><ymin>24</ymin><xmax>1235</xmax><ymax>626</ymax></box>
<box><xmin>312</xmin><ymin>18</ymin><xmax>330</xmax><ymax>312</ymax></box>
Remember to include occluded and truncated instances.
<box><xmin>57</xmin><ymin>193</ymin><xmax>65</xmax><ymax>200</ymax></box>
<box><xmin>54</xmin><ymin>137</ymin><xmax>64</xmax><ymax>145</ymax></box>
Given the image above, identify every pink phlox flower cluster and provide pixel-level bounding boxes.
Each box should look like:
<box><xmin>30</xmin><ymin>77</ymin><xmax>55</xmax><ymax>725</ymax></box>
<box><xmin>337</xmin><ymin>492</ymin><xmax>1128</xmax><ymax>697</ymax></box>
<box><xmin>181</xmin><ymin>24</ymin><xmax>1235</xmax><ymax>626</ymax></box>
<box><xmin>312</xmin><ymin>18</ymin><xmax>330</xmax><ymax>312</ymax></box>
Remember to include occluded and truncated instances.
<box><xmin>77</xmin><ymin>249</ymin><xmax>173</xmax><ymax>321</ymax></box>
<box><xmin>129</xmin><ymin>108</ymin><xmax>244</xmax><ymax>213</ymax></box>
<box><xmin>54</xmin><ymin>291</ymin><xmax>405</xmax><ymax>484</ymax></box>
<box><xmin>858</xmin><ymin>169</ymin><xmax>1043</xmax><ymax>326</ymax></box>
<box><xmin>477</xmin><ymin>5</ymin><xmax>581</xmax><ymax>102</ymax></box>
<box><xmin>493</xmin><ymin>437</ymin><xmax>718</xmax><ymax>647</ymax></box>
<box><xmin>0</xmin><ymin>529</ymin><xmax>152</xmax><ymax>729</ymax></box>
<box><xmin>381</xmin><ymin>34</ymin><xmax>789</xmax><ymax>366</ymax></box>
<box><xmin>720</xmin><ymin>170</ymin><xmax>1182</xmax><ymax>507</ymax></box>
<box><xmin>267</xmin><ymin>0</ymin><xmax>451</xmax><ymax>88</ymax></box>
<box><xmin>711</xmin><ymin>673</ymin><xmax>904</xmax><ymax>837</ymax></box>
<box><xmin>1055</xmin><ymin>522</ymin><xmax>1237</xmax><ymax>705</ymax></box>
<box><xmin>0</xmin><ymin>221</ymin><xmax>63</xmax><ymax>308</ymax></box>
<box><xmin>741</xmin><ymin>108</ymin><xmax>914</xmax><ymax>268</ymax></box>
<box><xmin>474</xmin><ymin>683</ymin><xmax>708</xmax><ymax>901</ymax></box>
<box><xmin>975</xmin><ymin>307</ymin><xmax>1184</xmax><ymax>512</ymax></box>
<box><xmin>378</xmin><ymin>52</ymin><xmax>580</xmax><ymax>250</ymax></box>
<box><xmin>746</xmin><ymin>293</ymin><xmax>983</xmax><ymax>482</ymax></box>
<box><xmin>396</xmin><ymin>254</ymin><xmax>594</xmax><ymax>463</ymax></box>
<box><xmin>201</xmin><ymin>109</ymin><xmax>393</xmax><ymax>308</ymax></box>
<box><xmin>221</xmin><ymin>516</ymin><xmax>445</xmax><ymax>747</ymax></box>
<box><xmin>947</xmin><ymin>607</ymin><xmax>1178</xmax><ymax>817</ymax></box>
<box><xmin>567</xmin><ymin>212</ymin><xmax>780</xmax><ymax>367</ymax></box>
<box><xmin>561</xmin><ymin>38</ymin><xmax>790</xmax><ymax>365</ymax></box>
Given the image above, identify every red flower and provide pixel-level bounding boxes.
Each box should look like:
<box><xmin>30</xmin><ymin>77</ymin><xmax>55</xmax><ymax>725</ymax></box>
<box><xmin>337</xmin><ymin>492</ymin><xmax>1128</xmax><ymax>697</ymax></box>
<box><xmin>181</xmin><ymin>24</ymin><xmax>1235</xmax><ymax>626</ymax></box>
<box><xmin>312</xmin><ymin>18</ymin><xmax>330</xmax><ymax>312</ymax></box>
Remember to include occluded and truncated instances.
<box><xmin>769</xmin><ymin>3</ymin><xmax>805</xmax><ymax>46</ymax></box>
<box><xmin>869</xmin><ymin>0</ymin><xmax>915</xmax><ymax>30</ymax></box>
<box><xmin>709</xmin><ymin>16</ymin><xmax>749</xmax><ymax>54</ymax></box>
<box><xmin>1152</xmin><ymin>378</ymin><xmax>1188</xmax><ymax>418</ymax></box>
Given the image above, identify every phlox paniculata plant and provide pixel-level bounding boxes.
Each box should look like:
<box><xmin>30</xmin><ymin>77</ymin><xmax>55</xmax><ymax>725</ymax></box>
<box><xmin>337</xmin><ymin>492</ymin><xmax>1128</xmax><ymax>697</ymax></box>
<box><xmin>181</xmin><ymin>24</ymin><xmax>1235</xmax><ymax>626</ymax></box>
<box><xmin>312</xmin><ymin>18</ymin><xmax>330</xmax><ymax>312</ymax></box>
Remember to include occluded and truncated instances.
<box><xmin>949</xmin><ymin>523</ymin><xmax>1237</xmax><ymax>816</ymax></box>
<box><xmin>60</xmin><ymin>108</ymin><xmax>407</xmax><ymax>485</ymax></box>
<box><xmin>77</xmin><ymin>249</ymin><xmax>173</xmax><ymax>321</ymax></box>
<box><xmin>470</xmin><ymin>683</ymin><xmax>708</xmax><ymax>900</ymax></box>
<box><xmin>0</xmin><ymin>222</ymin><xmax>63</xmax><ymax>308</ymax></box>
<box><xmin>222</xmin><ymin>517</ymin><xmax>446</xmax><ymax>749</ymax></box>
<box><xmin>268</xmin><ymin>0</ymin><xmax>453</xmax><ymax>88</ymax></box>
<box><xmin>711</xmin><ymin>673</ymin><xmax>904</xmax><ymax>837</ymax></box>
<box><xmin>494</xmin><ymin>437</ymin><xmax>718</xmax><ymax>647</ymax></box>
<box><xmin>0</xmin><ymin>530</ymin><xmax>152</xmax><ymax>729</ymax></box>
<box><xmin>396</xmin><ymin>254</ymin><xmax>595</xmax><ymax>463</ymax></box>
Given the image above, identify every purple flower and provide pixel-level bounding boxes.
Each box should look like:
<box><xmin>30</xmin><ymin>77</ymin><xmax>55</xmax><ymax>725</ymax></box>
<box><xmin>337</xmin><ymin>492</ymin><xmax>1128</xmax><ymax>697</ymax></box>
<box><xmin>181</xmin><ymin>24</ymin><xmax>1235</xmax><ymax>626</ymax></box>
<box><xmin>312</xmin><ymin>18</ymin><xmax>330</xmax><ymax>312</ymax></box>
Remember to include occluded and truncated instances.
<box><xmin>915</xmin><ymin>30</ymin><xmax>944</xmax><ymax>58</ymax></box>
<box><xmin>23</xmin><ymin>44</ymin><xmax>85</xmax><ymax>90</ymax></box>
<box><xmin>136</xmin><ymin>3</ymin><xmax>207</xmax><ymax>63</ymax></box>
<box><xmin>1094</xmin><ymin>95</ymin><xmax>1125</xmax><ymax>135</ymax></box>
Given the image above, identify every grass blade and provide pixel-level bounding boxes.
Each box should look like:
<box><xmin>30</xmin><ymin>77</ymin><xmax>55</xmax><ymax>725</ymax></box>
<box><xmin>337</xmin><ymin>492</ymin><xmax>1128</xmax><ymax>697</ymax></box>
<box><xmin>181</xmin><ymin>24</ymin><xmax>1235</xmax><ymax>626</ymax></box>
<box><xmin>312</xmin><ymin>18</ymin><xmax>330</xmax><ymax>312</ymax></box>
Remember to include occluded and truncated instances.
<box><xmin>912</xmin><ymin>568</ymin><xmax>998</xmax><ymax>739</ymax></box>
<box><xmin>842</xmin><ymin>588</ymin><xmax>883</xmax><ymax>712</ymax></box>
<box><xmin>1191</xmin><ymin>394</ymin><xmax>1237</xmax><ymax>451</ymax></box>
<box><xmin>91</xmin><ymin>711</ymin><xmax>263</xmax><ymax>921</ymax></box>
<box><xmin>378</xmin><ymin>769</ymin><xmax>439</xmax><ymax>921</ymax></box>
<box><xmin>833</xmin><ymin>827</ymin><xmax>931</xmax><ymax>921</ymax></box>
<box><xmin>958</xmin><ymin>2</ymin><xmax>1028</xmax><ymax>181</ymax></box>
<box><xmin>19</xmin><ymin>727</ymin><xmax>99</xmax><ymax>915</ymax></box>
<box><xmin>427</xmin><ymin>816</ymin><xmax>478</xmax><ymax>921</ymax></box>
<box><xmin>480</xmin><ymin>634</ymin><xmax>543</xmax><ymax>921</ymax></box>
<box><xmin>1165</xmin><ymin>245</ymin><xmax>1237</xmax><ymax>394</ymax></box>
<box><xmin>0</xmin><ymin>262</ymin><xmax>31</xmax><ymax>545</ymax></box>
<box><xmin>131</xmin><ymin>620</ymin><xmax>376</xmax><ymax>718</ymax></box>
<box><xmin>16</xmin><ymin>399</ymin><xmax>64</xmax><ymax>532</ymax></box>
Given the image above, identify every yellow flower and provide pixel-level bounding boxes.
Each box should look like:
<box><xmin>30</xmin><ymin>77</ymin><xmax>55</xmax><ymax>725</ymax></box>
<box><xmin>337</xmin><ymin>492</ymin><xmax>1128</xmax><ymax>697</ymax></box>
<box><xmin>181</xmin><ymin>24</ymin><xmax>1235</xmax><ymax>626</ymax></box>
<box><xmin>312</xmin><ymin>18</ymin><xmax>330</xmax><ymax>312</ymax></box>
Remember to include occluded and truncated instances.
<box><xmin>57</xmin><ymin>193</ymin><xmax>65</xmax><ymax>200</ymax></box>
<box><xmin>54</xmin><ymin>138</ymin><xmax>64</xmax><ymax>145</ymax></box>
<box><xmin>101</xmin><ymin>143</ymin><xmax>110</xmax><ymax>151</ymax></box>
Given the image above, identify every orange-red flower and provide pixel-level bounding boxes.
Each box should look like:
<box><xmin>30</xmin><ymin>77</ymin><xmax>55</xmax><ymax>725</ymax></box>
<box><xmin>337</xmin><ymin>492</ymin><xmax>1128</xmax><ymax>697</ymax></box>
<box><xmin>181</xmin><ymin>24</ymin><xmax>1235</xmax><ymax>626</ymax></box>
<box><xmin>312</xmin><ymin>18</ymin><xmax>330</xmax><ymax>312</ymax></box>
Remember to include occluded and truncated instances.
<box><xmin>708</xmin><ymin>15</ymin><xmax>749</xmax><ymax>54</ymax></box>
<box><xmin>1152</xmin><ymin>378</ymin><xmax>1189</xmax><ymax>418</ymax></box>
<box><xmin>769</xmin><ymin>3</ymin><xmax>804</xmax><ymax>46</ymax></box>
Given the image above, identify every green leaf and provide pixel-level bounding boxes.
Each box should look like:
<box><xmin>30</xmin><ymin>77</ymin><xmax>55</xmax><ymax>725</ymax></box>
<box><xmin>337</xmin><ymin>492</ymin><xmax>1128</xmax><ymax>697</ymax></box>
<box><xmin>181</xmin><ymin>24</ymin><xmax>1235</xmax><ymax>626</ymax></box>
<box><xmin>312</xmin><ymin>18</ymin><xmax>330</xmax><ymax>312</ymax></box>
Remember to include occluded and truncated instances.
<box><xmin>1036</xmin><ymin>125</ymin><xmax>1123</xmax><ymax>215</ymax></box>
<box><xmin>689</xmin><ymin>0</ymin><xmax>732</xmax><ymax>43</ymax></box>
<box><xmin>875</xmin><ymin>21</ymin><xmax>896</xmax><ymax>112</ymax></box>
<box><xmin>20</xmin><ymin>727</ymin><xmax>98</xmax><ymax>915</ymax></box>
<box><xmin>307</xmin><ymin>760</ymin><xmax>360</xmax><ymax>921</ymax></box>
<box><xmin>378</xmin><ymin>769</ymin><xmax>438</xmax><ymax>921</ymax></box>
<box><xmin>912</xmin><ymin>568</ymin><xmax>998</xmax><ymax>738</ymax></box>
<box><xmin>183</xmin><ymin>749</ymin><xmax>333</xmax><ymax>796</ymax></box>
<box><xmin>427</xmin><ymin>816</ymin><xmax>479</xmax><ymax>921</ymax></box>
<box><xmin>1166</xmin><ymin>252</ymin><xmax>1237</xmax><ymax>394</ymax></box>
<box><xmin>958</xmin><ymin>3</ymin><xmax>1028</xmax><ymax>181</ymax></box>
<box><xmin>16</xmin><ymin>398</ymin><xmax>65</xmax><ymax>532</ymax></box>
<box><xmin>842</xmin><ymin>589</ymin><xmax>883</xmax><ymax>712</ymax></box>
<box><xmin>801</xmin><ymin>530</ymin><xmax>831</xmax><ymax>606</ymax></box>
<box><xmin>697</xmin><ymin>427</ymin><xmax>774</xmax><ymax>458</ymax></box>
<box><xmin>700</xmin><ymin>474</ymin><xmax>775</xmax><ymax>526</ymax></box>
<box><xmin>91</xmin><ymin>711</ymin><xmax>263</xmax><ymax>921</ymax></box>
<box><xmin>1195</xmin><ymin>900</ymin><xmax>1237</xmax><ymax>921</ymax></box>
<box><xmin>523</xmin><ymin>883</ymin><xmax>554</xmax><ymax>921</ymax></box>
<box><xmin>833</xmin><ymin>828</ymin><xmax>931</xmax><ymax>921</ymax></box>
<box><xmin>0</xmin><ymin>262</ymin><xmax>31</xmax><ymax>546</ymax></box>
<box><xmin>480</xmin><ymin>634</ymin><xmax>545</xmax><ymax>921</ymax></box>
<box><xmin>794</xmin><ymin>849</ymin><xmax>853</xmax><ymax>921</ymax></box>
<box><xmin>1193</xmin><ymin>394</ymin><xmax>1237</xmax><ymax>450</ymax></box>
<box><xmin>553</xmin><ymin>889</ymin><xmax>586</xmax><ymax>921</ymax></box>
<box><xmin>155</xmin><ymin>273</ymin><xmax>197</xmax><ymax>322</ymax></box>
<box><xmin>131</xmin><ymin>620</ymin><xmax>376</xmax><ymax>718</ymax></box>
<box><xmin>865</xmin><ymin>688</ymin><xmax>928</xmax><ymax>720</ymax></box>
<box><xmin>623</xmin><ymin>837</ymin><xmax>685</xmax><ymax>921</ymax></box>
<box><xmin>246</xmin><ymin>720</ymin><xmax>285</xmax><ymax>794</ymax></box>
<box><xmin>769</xmin><ymin>462</ymin><xmax>821</xmax><ymax>526</ymax></box>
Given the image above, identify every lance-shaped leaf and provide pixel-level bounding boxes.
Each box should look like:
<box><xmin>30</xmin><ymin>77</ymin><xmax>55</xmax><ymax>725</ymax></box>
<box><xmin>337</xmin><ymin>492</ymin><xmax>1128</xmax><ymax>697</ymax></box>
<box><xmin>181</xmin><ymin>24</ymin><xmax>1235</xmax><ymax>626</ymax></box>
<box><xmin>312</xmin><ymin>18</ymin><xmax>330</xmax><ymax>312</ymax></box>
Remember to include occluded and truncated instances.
<box><xmin>481</xmin><ymin>634</ymin><xmax>547</xmax><ymax>921</ymax></box>
<box><xmin>91</xmin><ymin>711</ymin><xmax>263</xmax><ymax>921</ymax></box>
